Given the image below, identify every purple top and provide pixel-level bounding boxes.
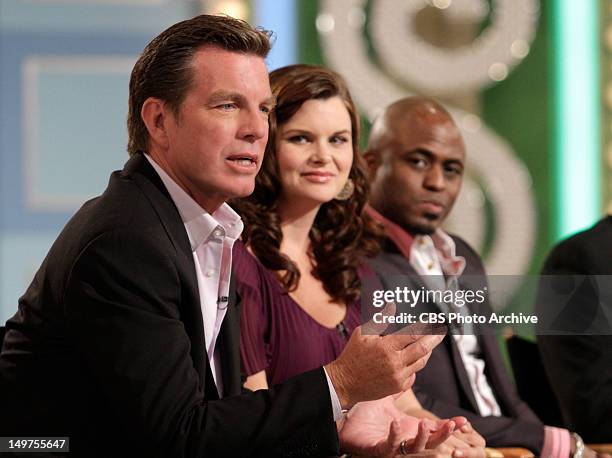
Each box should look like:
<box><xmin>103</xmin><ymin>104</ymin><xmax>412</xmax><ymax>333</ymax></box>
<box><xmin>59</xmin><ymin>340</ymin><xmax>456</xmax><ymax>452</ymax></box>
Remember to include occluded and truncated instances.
<box><xmin>234</xmin><ymin>240</ymin><xmax>371</xmax><ymax>386</ymax></box>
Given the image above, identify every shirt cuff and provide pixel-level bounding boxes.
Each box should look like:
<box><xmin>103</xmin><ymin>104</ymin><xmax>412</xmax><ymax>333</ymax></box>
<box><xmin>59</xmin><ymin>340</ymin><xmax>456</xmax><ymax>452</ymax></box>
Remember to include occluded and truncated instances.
<box><xmin>542</xmin><ymin>426</ymin><xmax>571</xmax><ymax>458</ymax></box>
<box><xmin>323</xmin><ymin>366</ymin><xmax>343</xmax><ymax>421</ymax></box>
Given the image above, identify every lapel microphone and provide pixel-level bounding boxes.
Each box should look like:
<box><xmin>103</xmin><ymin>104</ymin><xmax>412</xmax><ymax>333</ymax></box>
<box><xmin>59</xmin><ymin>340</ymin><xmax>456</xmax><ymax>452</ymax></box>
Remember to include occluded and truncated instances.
<box><xmin>217</xmin><ymin>296</ymin><xmax>229</xmax><ymax>310</ymax></box>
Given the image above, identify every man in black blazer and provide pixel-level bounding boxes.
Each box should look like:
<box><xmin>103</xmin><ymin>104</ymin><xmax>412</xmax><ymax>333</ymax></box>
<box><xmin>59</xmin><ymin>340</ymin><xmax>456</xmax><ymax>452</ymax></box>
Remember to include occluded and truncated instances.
<box><xmin>537</xmin><ymin>216</ymin><xmax>612</xmax><ymax>442</ymax></box>
<box><xmin>363</xmin><ymin>96</ymin><xmax>601</xmax><ymax>456</ymax></box>
<box><xmin>0</xmin><ymin>16</ymin><xmax>446</xmax><ymax>457</ymax></box>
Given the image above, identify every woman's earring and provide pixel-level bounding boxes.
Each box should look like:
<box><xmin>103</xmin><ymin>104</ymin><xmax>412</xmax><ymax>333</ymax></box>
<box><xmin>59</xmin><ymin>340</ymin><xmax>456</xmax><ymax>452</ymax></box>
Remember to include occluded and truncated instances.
<box><xmin>335</xmin><ymin>178</ymin><xmax>355</xmax><ymax>200</ymax></box>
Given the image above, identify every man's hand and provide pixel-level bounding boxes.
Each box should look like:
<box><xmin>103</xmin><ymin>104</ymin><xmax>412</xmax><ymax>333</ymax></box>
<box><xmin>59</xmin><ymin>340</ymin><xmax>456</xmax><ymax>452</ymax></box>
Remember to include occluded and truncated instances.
<box><xmin>442</xmin><ymin>422</ymin><xmax>486</xmax><ymax>457</ymax></box>
<box><xmin>584</xmin><ymin>447</ymin><xmax>612</xmax><ymax>458</ymax></box>
<box><xmin>407</xmin><ymin>417</ymin><xmax>484</xmax><ymax>458</ymax></box>
<box><xmin>338</xmin><ymin>395</ymin><xmax>456</xmax><ymax>457</ymax></box>
<box><xmin>325</xmin><ymin>304</ymin><xmax>445</xmax><ymax>407</ymax></box>
<box><xmin>428</xmin><ymin>431</ymin><xmax>486</xmax><ymax>458</ymax></box>
<box><xmin>451</xmin><ymin>422</ymin><xmax>485</xmax><ymax>449</ymax></box>
<box><xmin>571</xmin><ymin>434</ymin><xmax>612</xmax><ymax>458</ymax></box>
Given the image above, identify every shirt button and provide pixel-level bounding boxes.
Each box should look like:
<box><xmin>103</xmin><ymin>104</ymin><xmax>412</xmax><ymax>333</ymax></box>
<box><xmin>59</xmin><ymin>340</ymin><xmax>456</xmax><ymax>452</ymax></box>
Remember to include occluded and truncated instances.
<box><xmin>205</xmin><ymin>269</ymin><xmax>215</xmax><ymax>277</ymax></box>
<box><xmin>212</xmin><ymin>228</ymin><xmax>223</xmax><ymax>238</ymax></box>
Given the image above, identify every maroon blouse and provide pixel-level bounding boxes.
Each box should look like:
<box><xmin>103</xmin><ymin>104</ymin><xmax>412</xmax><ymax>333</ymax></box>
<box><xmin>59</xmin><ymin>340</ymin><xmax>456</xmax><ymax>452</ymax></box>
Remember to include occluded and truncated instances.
<box><xmin>234</xmin><ymin>240</ymin><xmax>369</xmax><ymax>386</ymax></box>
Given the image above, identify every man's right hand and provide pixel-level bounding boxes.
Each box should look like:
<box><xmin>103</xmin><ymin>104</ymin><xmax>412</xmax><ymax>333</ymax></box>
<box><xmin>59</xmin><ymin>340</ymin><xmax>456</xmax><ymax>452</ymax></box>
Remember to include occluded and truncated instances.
<box><xmin>325</xmin><ymin>323</ymin><xmax>444</xmax><ymax>408</ymax></box>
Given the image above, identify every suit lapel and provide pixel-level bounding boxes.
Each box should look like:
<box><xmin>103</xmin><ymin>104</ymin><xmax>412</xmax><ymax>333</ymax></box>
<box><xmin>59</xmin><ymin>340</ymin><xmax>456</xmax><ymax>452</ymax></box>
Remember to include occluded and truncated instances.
<box><xmin>452</xmin><ymin>236</ymin><xmax>501</xmax><ymax>413</ymax></box>
<box><xmin>374</xmin><ymin>239</ymin><xmax>482</xmax><ymax>412</ymax></box>
<box><xmin>478</xmin><ymin>334</ymin><xmax>513</xmax><ymax>415</ymax></box>
<box><xmin>445</xmin><ymin>336</ymin><xmax>480</xmax><ymax>412</ymax></box>
<box><xmin>217</xmin><ymin>271</ymin><xmax>243</xmax><ymax>397</ymax></box>
<box><xmin>122</xmin><ymin>153</ymin><xmax>209</xmax><ymax>388</ymax></box>
<box><xmin>123</xmin><ymin>154</ymin><xmax>193</xmax><ymax>261</ymax></box>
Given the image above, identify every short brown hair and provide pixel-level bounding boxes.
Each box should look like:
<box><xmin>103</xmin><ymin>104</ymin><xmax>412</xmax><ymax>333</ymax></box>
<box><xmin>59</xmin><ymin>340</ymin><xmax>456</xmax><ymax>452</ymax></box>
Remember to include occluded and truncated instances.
<box><xmin>127</xmin><ymin>14</ymin><xmax>272</xmax><ymax>155</ymax></box>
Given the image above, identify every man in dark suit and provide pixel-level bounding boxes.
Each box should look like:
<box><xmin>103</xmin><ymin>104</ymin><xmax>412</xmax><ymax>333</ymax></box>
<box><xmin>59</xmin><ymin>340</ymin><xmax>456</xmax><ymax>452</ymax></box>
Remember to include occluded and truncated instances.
<box><xmin>537</xmin><ymin>216</ymin><xmax>612</xmax><ymax>442</ymax></box>
<box><xmin>363</xmin><ymin>96</ymin><xmax>605</xmax><ymax>457</ymax></box>
<box><xmin>0</xmin><ymin>16</ymin><xmax>447</xmax><ymax>457</ymax></box>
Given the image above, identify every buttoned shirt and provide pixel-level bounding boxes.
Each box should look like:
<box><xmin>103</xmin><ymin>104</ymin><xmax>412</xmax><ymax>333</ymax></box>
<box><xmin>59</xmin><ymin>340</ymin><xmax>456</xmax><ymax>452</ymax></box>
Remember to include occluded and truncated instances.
<box><xmin>146</xmin><ymin>155</ymin><xmax>242</xmax><ymax>397</ymax></box>
<box><xmin>145</xmin><ymin>155</ymin><xmax>342</xmax><ymax>418</ymax></box>
<box><xmin>410</xmin><ymin>231</ymin><xmax>503</xmax><ymax>417</ymax></box>
<box><xmin>366</xmin><ymin>206</ymin><xmax>501</xmax><ymax>416</ymax></box>
<box><xmin>410</xmin><ymin>233</ymin><xmax>571</xmax><ymax>454</ymax></box>
<box><xmin>367</xmin><ymin>206</ymin><xmax>570</xmax><ymax>455</ymax></box>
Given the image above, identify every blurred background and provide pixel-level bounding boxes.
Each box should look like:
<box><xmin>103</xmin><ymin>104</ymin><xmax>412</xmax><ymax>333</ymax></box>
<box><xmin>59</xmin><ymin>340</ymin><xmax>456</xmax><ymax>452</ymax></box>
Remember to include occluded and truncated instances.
<box><xmin>0</xmin><ymin>0</ymin><xmax>610</xmax><ymax>325</ymax></box>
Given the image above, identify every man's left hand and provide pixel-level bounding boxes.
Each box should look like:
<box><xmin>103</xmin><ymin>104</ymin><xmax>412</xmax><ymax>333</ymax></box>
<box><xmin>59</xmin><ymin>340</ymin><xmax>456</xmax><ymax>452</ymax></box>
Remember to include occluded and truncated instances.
<box><xmin>337</xmin><ymin>395</ymin><xmax>456</xmax><ymax>457</ymax></box>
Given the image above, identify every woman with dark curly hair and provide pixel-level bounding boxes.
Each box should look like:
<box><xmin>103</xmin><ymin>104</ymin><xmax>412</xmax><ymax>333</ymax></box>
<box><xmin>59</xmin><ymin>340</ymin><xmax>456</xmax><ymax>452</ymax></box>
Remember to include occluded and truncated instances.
<box><xmin>231</xmin><ymin>64</ymin><xmax>485</xmax><ymax>457</ymax></box>
<box><xmin>232</xmin><ymin>63</ymin><xmax>381</xmax><ymax>389</ymax></box>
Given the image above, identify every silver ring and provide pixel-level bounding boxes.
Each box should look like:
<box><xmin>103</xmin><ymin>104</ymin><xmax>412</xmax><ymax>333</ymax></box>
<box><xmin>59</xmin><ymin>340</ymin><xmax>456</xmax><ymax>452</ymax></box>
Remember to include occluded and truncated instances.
<box><xmin>399</xmin><ymin>439</ymin><xmax>409</xmax><ymax>455</ymax></box>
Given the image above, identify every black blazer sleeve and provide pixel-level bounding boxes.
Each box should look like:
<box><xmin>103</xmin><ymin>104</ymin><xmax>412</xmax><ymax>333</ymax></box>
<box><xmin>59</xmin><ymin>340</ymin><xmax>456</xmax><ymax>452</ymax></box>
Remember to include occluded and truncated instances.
<box><xmin>538</xmin><ymin>334</ymin><xmax>612</xmax><ymax>442</ymax></box>
<box><xmin>64</xmin><ymin>228</ymin><xmax>339</xmax><ymax>457</ymax></box>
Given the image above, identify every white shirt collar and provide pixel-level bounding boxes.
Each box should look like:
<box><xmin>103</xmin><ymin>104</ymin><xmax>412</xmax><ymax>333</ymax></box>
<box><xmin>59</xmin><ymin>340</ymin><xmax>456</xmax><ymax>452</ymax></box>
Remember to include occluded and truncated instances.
<box><xmin>413</xmin><ymin>229</ymin><xmax>455</xmax><ymax>252</ymax></box>
<box><xmin>144</xmin><ymin>154</ymin><xmax>243</xmax><ymax>250</ymax></box>
<box><xmin>412</xmin><ymin>228</ymin><xmax>466</xmax><ymax>278</ymax></box>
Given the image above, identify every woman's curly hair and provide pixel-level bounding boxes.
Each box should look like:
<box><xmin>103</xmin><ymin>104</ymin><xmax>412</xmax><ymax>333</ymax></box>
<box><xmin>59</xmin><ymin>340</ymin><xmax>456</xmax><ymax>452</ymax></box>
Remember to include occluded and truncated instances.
<box><xmin>232</xmin><ymin>64</ymin><xmax>381</xmax><ymax>305</ymax></box>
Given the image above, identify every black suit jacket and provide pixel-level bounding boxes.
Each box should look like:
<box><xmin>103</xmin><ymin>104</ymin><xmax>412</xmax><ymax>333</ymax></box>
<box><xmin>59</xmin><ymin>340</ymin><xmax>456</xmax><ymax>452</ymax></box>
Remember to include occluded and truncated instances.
<box><xmin>537</xmin><ymin>216</ymin><xmax>612</xmax><ymax>442</ymax></box>
<box><xmin>0</xmin><ymin>153</ymin><xmax>339</xmax><ymax>457</ymax></box>
<box><xmin>369</xmin><ymin>236</ymin><xmax>545</xmax><ymax>453</ymax></box>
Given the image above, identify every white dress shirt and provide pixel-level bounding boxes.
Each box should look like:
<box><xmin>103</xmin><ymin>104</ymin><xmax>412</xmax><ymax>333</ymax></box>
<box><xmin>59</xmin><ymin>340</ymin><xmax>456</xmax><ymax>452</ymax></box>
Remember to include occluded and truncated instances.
<box><xmin>410</xmin><ymin>231</ymin><xmax>502</xmax><ymax>417</ymax></box>
<box><xmin>145</xmin><ymin>155</ymin><xmax>342</xmax><ymax>417</ymax></box>
<box><xmin>146</xmin><ymin>155</ymin><xmax>242</xmax><ymax>397</ymax></box>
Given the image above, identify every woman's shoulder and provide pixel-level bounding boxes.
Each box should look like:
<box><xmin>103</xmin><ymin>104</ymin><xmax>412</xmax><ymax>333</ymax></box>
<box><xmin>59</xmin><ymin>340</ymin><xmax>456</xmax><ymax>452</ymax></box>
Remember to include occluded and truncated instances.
<box><xmin>232</xmin><ymin>238</ymin><xmax>251</xmax><ymax>260</ymax></box>
<box><xmin>233</xmin><ymin>239</ymin><xmax>281</xmax><ymax>290</ymax></box>
<box><xmin>232</xmin><ymin>239</ymin><xmax>264</xmax><ymax>286</ymax></box>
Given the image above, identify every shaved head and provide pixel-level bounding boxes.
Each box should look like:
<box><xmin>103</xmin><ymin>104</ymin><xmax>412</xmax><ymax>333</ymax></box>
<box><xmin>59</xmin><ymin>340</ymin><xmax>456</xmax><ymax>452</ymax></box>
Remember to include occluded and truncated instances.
<box><xmin>365</xmin><ymin>96</ymin><xmax>466</xmax><ymax>235</ymax></box>
<box><xmin>368</xmin><ymin>97</ymin><xmax>457</xmax><ymax>154</ymax></box>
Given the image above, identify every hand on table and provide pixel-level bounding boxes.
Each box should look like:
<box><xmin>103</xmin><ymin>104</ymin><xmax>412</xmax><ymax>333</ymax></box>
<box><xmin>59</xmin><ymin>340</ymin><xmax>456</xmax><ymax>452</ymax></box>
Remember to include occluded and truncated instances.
<box><xmin>435</xmin><ymin>421</ymin><xmax>486</xmax><ymax>458</ymax></box>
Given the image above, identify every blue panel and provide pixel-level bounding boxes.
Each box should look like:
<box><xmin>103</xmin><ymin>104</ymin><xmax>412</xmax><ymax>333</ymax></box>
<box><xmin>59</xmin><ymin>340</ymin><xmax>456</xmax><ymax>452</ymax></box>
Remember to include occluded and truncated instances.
<box><xmin>0</xmin><ymin>231</ymin><xmax>60</xmax><ymax>323</ymax></box>
<box><xmin>0</xmin><ymin>32</ymin><xmax>151</xmax><ymax>231</ymax></box>
<box><xmin>0</xmin><ymin>1</ymin><xmax>199</xmax><ymax>324</ymax></box>
<box><xmin>36</xmin><ymin>71</ymin><xmax>129</xmax><ymax>203</ymax></box>
<box><xmin>0</xmin><ymin>0</ymin><xmax>199</xmax><ymax>34</ymax></box>
<box><xmin>254</xmin><ymin>0</ymin><xmax>297</xmax><ymax>70</ymax></box>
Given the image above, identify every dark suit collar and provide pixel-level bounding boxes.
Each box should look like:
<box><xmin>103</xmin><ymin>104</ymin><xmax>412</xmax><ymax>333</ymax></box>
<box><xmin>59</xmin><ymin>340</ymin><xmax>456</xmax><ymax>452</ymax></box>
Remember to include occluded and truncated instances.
<box><xmin>122</xmin><ymin>152</ymin><xmax>192</xmax><ymax>260</ymax></box>
<box><xmin>444</xmin><ymin>337</ymin><xmax>481</xmax><ymax>412</ymax></box>
<box><xmin>382</xmin><ymin>236</ymin><xmax>404</xmax><ymax>256</ymax></box>
<box><xmin>121</xmin><ymin>153</ymin><xmax>223</xmax><ymax>395</ymax></box>
<box><xmin>477</xmin><ymin>335</ymin><xmax>516</xmax><ymax>416</ymax></box>
<box><xmin>121</xmin><ymin>152</ymin><xmax>244</xmax><ymax>398</ymax></box>
<box><xmin>217</xmin><ymin>274</ymin><xmax>243</xmax><ymax>397</ymax></box>
<box><xmin>378</xmin><ymin>236</ymin><xmax>483</xmax><ymax>412</ymax></box>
